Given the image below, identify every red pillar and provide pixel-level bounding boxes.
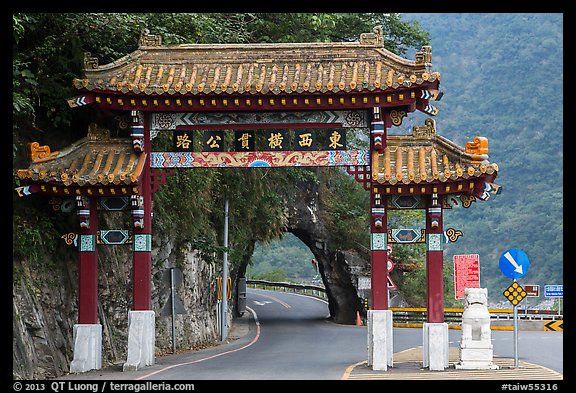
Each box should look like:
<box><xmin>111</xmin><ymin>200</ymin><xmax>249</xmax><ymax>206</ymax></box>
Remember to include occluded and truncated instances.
<box><xmin>78</xmin><ymin>197</ymin><xmax>99</xmax><ymax>324</ymax></box>
<box><xmin>425</xmin><ymin>193</ymin><xmax>444</xmax><ymax>323</ymax></box>
<box><xmin>370</xmin><ymin>107</ymin><xmax>388</xmax><ymax>310</ymax></box>
<box><xmin>132</xmin><ymin>111</ymin><xmax>152</xmax><ymax>311</ymax></box>
<box><xmin>371</xmin><ymin>248</ymin><xmax>388</xmax><ymax>310</ymax></box>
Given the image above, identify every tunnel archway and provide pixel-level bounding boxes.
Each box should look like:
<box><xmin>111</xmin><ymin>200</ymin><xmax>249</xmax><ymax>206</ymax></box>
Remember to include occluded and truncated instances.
<box><xmin>233</xmin><ymin>168</ymin><xmax>366</xmax><ymax>325</ymax></box>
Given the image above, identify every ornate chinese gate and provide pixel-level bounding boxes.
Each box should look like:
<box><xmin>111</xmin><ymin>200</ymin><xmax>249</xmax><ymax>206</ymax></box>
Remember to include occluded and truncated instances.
<box><xmin>16</xmin><ymin>27</ymin><xmax>499</xmax><ymax>373</ymax></box>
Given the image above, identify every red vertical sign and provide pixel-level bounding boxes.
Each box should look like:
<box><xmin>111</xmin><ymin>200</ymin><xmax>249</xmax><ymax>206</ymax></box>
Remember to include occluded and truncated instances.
<box><xmin>453</xmin><ymin>254</ymin><xmax>480</xmax><ymax>300</ymax></box>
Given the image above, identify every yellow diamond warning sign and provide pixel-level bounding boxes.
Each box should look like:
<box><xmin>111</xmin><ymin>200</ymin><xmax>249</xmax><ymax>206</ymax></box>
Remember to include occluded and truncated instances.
<box><xmin>503</xmin><ymin>282</ymin><xmax>527</xmax><ymax>306</ymax></box>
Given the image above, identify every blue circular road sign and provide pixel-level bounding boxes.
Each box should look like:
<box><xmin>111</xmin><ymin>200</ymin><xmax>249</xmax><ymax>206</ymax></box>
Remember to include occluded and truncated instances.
<box><xmin>499</xmin><ymin>248</ymin><xmax>530</xmax><ymax>279</ymax></box>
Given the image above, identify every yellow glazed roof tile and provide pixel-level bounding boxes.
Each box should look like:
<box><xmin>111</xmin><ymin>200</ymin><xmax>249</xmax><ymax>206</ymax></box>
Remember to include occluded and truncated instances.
<box><xmin>16</xmin><ymin>124</ymin><xmax>145</xmax><ymax>188</ymax></box>
<box><xmin>372</xmin><ymin>119</ymin><xmax>498</xmax><ymax>185</ymax></box>
<box><xmin>73</xmin><ymin>27</ymin><xmax>439</xmax><ymax>96</ymax></box>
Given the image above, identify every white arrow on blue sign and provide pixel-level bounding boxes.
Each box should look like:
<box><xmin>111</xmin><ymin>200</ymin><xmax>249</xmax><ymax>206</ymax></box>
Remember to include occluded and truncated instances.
<box><xmin>499</xmin><ymin>248</ymin><xmax>530</xmax><ymax>279</ymax></box>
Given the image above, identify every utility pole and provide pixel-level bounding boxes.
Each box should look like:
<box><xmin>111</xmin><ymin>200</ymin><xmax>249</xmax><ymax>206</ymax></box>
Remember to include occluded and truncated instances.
<box><xmin>513</xmin><ymin>280</ymin><xmax>519</xmax><ymax>368</ymax></box>
<box><xmin>170</xmin><ymin>267</ymin><xmax>176</xmax><ymax>353</ymax></box>
<box><xmin>221</xmin><ymin>198</ymin><xmax>229</xmax><ymax>342</ymax></box>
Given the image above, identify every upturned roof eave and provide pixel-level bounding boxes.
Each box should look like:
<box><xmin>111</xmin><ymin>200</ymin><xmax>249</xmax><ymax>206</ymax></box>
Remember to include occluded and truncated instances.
<box><xmin>84</xmin><ymin>40</ymin><xmax>424</xmax><ymax>74</ymax></box>
<box><xmin>74</xmin><ymin>27</ymin><xmax>437</xmax><ymax>97</ymax></box>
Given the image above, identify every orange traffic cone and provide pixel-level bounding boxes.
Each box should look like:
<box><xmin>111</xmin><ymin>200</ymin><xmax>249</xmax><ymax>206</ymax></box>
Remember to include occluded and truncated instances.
<box><xmin>356</xmin><ymin>311</ymin><xmax>362</xmax><ymax>326</ymax></box>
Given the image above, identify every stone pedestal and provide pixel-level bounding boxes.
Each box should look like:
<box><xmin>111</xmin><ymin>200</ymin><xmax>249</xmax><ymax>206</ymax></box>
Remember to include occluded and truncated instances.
<box><xmin>70</xmin><ymin>324</ymin><xmax>102</xmax><ymax>373</ymax></box>
<box><xmin>423</xmin><ymin>322</ymin><xmax>448</xmax><ymax>371</ymax></box>
<box><xmin>367</xmin><ymin>310</ymin><xmax>393</xmax><ymax>371</ymax></box>
<box><xmin>123</xmin><ymin>310</ymin><xmax>155</xmax><ymax>371</ymax></box>
<box><xmin>456</xmin><ymin>341</ymin><xmax>499</xmax><ymax>369</ymax></box>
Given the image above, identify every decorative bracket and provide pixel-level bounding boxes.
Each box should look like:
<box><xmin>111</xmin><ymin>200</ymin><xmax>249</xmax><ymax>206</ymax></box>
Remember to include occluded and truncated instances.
<box><xmin>131</xmin><ymin>110</ymin><xmax>144</xmax><ymax>152</ymax></box>
<box><xmin>27</xmin><ymin>141</ymin><xmax>59</xmax><ymax>162</ymax></box>
<box><xmin>76</xmin><ymin>196</ymin><xmax>90</xmax><ymax>229</ymax></box>
<box><xmin>139</xmin><ymin>28</ymin><xmax>162</xmax><ymax>47</ymax></box>
<box><xmin>359</xmin><ymin>25</ymin><xmax>384</xmax><ymax>46</ymax></box>
<box><xmin>389</xmin><ymin>109</ymin><xmax>407</xmax><ymax>127</ymax></box>
<box><xmin>131</xmin><ymin>195</ymin><xmax>144</xmax><ymax>229</ymax></box>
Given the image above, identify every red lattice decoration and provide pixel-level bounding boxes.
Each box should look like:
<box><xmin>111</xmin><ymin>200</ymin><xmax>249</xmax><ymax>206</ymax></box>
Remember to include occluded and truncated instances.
<box><xmin>150</xmin><ymin>168</ymin><xmax>175</xmax><ymax>194</ymax></box>
<box><xmin>346</xmin><ymin>165</ymin><xmax>371</xmax><ymax>191</ymax></box>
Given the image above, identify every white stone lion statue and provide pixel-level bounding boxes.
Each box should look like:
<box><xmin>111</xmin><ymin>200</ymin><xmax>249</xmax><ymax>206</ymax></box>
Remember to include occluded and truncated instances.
<box><xmin>461</xmin><ymin>287</ymin><xmax>491</xmax><ymax>343</ymax></box>
<box><xmin>457</xmin><ymin>287</ymin><xmax>498</xmax><ymax>369</ymax></box>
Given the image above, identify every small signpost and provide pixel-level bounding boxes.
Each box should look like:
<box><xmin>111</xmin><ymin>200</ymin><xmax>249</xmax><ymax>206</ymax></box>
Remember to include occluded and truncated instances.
<box><xmin>523</xmin><ymin>285</ymin><xmax>539</xmax><ymax>314</ymax></box>
<box><xmin>387</xmin><ymin>258</ymin><xmax>396</xmax><ymax>289</ymax></box>
<box><xmin>524</xmin><ymin>285</ymin><xmax>540</xmax><ymax>297</ymax></box>
<box><xmin>161</xmin><ymin>267</ymin><xmax>186</xmax><ymax>353</ymax></box>
<box><xmin>499</xmin><ymin>248</ymin><xmax>530</xmax><ymax>368</ymax></box>
<box><xmin>545</xmin><ymin>284</ymin><xmax>563</xmax><ymax>316</ymax></box>
<box><xmin>386</xmin><ymin>244</ymin><xmax>396</xmax><ymax>295</ymax></box>
<box><xmin>503</xmin><ymin>282</ymin><xmax>527</xmax><ymax>307</ymax></box>
<box><xmin>544</xmin><ymin>284</ymin><xmax>563</xmax><ymax>298</ymax></box>
<box><xmin>453</xmin><ymin>254</ymin><xmax>480</xmax><ymax>300</ymax></box>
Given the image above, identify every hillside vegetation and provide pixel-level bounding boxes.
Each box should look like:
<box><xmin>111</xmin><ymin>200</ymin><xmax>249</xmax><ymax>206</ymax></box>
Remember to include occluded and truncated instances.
<box><xmin>400</xmin><ymin>13</ymin><xmax>563</xmax><ymax>301</ymax></box>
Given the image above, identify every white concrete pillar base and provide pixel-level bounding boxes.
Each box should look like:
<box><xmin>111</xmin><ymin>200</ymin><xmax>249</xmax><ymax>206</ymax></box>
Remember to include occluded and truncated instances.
<box><xmin>423</xmin><ymin>322</ymin><xmax>449</xmax><ymax>371</ymax></box>
<box><xmin>70</xmin><ymin>324</ymin><xmax>102</xmax><ymax>373</ymax></box>
<box><xmin>367</xmin><ymin>310</ymin><xmax>393</xmax><ymax>371</ymax></box>
<box><xmin>123</xmin><ymin>310</ymin><xmax>155</xmax><ymax>372</ymax></box>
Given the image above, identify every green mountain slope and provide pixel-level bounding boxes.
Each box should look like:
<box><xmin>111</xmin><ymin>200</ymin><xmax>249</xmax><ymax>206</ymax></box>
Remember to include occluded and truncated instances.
<box><xmin>400</xmin><ymin>13</ymin><xmax>563</xmax><ymax>300</ymax></box>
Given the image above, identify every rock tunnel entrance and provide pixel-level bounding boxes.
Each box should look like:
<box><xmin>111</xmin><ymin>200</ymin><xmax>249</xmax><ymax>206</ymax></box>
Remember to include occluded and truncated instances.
<box><xmin>234</xmin><ymin>166</ymin><xmax>367</xmax><ymax>326</ymax></box>
<box><xmin>245</xmin><ymin>227</ymin><xmax>365</xmax><ymax>326</ymax></box>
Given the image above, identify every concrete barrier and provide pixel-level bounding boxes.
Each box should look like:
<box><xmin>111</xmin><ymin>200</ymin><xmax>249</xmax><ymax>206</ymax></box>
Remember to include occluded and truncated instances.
<box><xmin>490</xmin><ymin>320</ymin><xmax>544</xmax><ymax>331</ymax></box>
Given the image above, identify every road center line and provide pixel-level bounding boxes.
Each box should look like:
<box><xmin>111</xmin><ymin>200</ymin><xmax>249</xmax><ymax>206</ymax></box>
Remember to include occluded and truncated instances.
<box><xmin>136</xmin><ymin>306</ymin><xmax>261</xmax><ymax>380</ymax></box>
<box><xmin>252</xmin><ymin>291</ymin><xmax>292</xmax><ymax>308</ymax></box>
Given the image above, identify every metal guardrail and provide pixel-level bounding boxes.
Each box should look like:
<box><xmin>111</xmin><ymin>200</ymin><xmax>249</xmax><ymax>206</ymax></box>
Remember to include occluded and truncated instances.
<box><xmin>247</xmin><ymin>280</ymin><xmax>562</xmax><ymax>323</ymax></box>
<box><xmin>247</xmin><ymin>279</ymin><xmax>328</xmax><ymax>300</ymax></box>
<box><xmin>390</xmin><ymin>307</ymin><xmax>563</xmax><ymax>324</ymax></box>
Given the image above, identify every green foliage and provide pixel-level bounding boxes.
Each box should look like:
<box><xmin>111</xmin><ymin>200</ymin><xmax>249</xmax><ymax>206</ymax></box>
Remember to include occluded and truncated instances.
<box><xmin>12</xmin><ymin>202</ymin><xmax>60</xmax><ymax>267</ymax></box>
<box><xmin>249</xmin><ymin>268</ymin><xmax>289</xmax><ymax>283</ymax></box>
<box><xmin>248</xmin><ymin>233</ymin><xmax>316</xmax><ymax>282</ymax></box>
<box><xmin>152</xmin><ymin>169</ymin><xmax>215</xmax><ymax>241</ymax></box>
<box><xmin>12</xmin><ymin>63</ymin><xmax>37</xmax><ymax>119</ymax></box>
<box><xmin>318</xmin><ymin>167</ymin><xmax>370</xmax><ymax>256</ymax></box>
<box><xmin>248</xmin><ymin>13</ymin><xmax>429</xmax><ymax>55</ymax></box>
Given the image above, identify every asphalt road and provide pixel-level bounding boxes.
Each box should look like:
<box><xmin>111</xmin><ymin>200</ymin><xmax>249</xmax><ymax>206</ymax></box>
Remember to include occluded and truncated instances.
<box><xmin>58</xmin><ymin>288</ymin><xmax>563</xmax><ymax>381</ymax></box>
<box><xmin>137</xmin><ymin>288</ymin><xmax>361</xmax><ymax>380</ymax></box>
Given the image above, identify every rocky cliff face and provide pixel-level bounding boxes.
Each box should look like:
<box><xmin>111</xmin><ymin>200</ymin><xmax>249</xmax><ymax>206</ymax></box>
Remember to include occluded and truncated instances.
<box><xmin>13</xmin><ymin>211</ymin><xmax>222</xmax><ymax>380</ymax></box>
<box><xmin>13</xmin><ymin>256</ymin><xmax>77</xmax><ymax>380</ymax></box>
<box><xmin>281</xmin><ymin>170</ymin><xmax>366</xmax><ymax>325</ymax></box>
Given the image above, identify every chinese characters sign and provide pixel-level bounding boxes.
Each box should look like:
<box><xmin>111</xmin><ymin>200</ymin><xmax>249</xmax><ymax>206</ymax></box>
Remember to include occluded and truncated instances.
<box><xmin>453</xmin><ymin>254</ymin><xmax>480</xmax><ymax>300</ymax></box>
<box><xmin>264</xmin><ymin>130</ymin><xmax>288</xmax><ymax>151</ymax></box>
<box><xmin>327</xmin><ymin>130</ymin><xmax>346</xmax><ymax>149</ymax></box>
<box><xmin>234</xmin><ymin>131</ymin><xmax>255</xmax><ymax>151</ymax></box>
<box><xmin>171</xmin><ymin>129</ymin><xmax>348</xmax><ymax>152</ymax></box>
<box><xmin>295</xmin><ymin>130</ymin><xmax>316</xmax><ymax>150</ymax></box>
<box><xmin>203</xmin><ymin>131</ymin><xmax>224</xmax><ymax>152</ymax></box>
<box><xmin>173</xmin><ymin>130</ymin><xmax>193</xmax><ymax>152</ymax></box>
